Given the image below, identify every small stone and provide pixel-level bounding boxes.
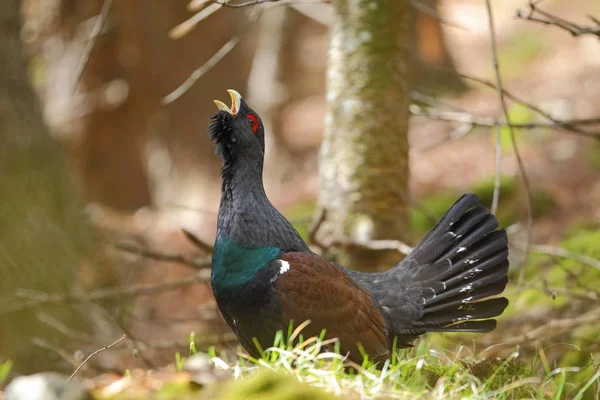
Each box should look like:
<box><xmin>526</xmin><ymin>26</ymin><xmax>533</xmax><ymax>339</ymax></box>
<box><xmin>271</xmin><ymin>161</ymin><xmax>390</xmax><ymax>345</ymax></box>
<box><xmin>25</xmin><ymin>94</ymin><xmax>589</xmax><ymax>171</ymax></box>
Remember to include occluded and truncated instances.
<box><xmin>184</xmin><ymin>353</ymin><xmax>228</xmax><ymax>387</ymax></box>
<box><xmin>5</xmin><ymin>373</ymin><xmax>91</xmax><ymax>400</ymax></box>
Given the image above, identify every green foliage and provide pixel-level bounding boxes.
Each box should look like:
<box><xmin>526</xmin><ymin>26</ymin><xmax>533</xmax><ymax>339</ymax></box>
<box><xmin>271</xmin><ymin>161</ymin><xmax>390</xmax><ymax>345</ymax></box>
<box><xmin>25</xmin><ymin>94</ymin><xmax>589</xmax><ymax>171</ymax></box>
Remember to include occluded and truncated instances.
<box><xmin>175</xmin><ymin>352</ymin><xmax>185</xmax><ymax>373</ymax></box>
<box><xmin>189</xmin><ymin>332</ymin><xmax>198</xmax><ymax>356</ymax></box>
<box><xmin>0</xmin><ymin>360</ymin><xmax>12</xmax><ymax>387</ymax></box>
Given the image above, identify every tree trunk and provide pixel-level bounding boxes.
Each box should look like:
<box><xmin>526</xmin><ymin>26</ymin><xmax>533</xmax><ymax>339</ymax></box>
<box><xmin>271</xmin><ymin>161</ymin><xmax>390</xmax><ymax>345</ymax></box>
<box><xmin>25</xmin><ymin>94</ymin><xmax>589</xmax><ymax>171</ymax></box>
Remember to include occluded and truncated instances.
<box><xmin>319</xmin><ymin>0</ymin><xmax>412</xmax><ymax>271</ymax></box>
<box><xmin>0</xmin><ymin>0</ymin><xmax>95</xmax><ymax>373</ymax></box>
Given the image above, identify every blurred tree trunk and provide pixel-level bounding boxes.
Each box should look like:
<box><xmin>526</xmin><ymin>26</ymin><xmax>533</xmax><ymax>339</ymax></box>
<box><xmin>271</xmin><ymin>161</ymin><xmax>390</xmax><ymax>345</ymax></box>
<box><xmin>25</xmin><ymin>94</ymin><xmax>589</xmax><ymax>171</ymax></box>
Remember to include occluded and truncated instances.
<box><xmin>0</xmin><ymin>0</ymin><xmax>96</xmax><ymax>373</ymax></box>
<box><xmin>319</xmin><ymin>0</ymin><xmax>412</xmax><ymax>271</ymax></box>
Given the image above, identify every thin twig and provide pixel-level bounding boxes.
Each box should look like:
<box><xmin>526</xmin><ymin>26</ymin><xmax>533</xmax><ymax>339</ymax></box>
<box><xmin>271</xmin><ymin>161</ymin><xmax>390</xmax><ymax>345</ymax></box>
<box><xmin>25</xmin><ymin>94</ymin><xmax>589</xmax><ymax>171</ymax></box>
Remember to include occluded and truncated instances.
<box><xmin>482</xmin><ymin>307</ymin><xmax>600</xmax><ymax>351</ymax></box>
<box><xmin>530</xmin><ymin>244</ymin><xmax>600</xmax><ymax>272</ymax></box>
<box><xmin>411</xmin><ymin>123</ymin><xmax>474</xmax><ymax>154</ymax></box>
<box><xmin>218</xmin><ymin>0</ymin><xmax>328</xmax><ymax>7</ymax></box>
<box><xmin>32</xmin><ymin>338</ymin><xmax>79</xmax><ymax>368</ymax></box>
<box><xmin>516</xmin><ymin>2</ymin><xmax>600</xmax><ymax>38</ymax></box>
<box><xmin>37</xmin><ymin>312</ymin><xmax>96</xmax><ymax>343</ymax></box>
<box><xmin>115</xmin><ymin>242</ymin><xmax>212</xmax><ymax>270</ymax></box>
<box><xmin>67</xmin><ymin>334</ymin><xmax>127</xmax><ymax>382</ymax></box>
<box><xmin>485</xmin><ymin>0</ymin><xmax>534</xmax><ymax>284</ymax></box>
<box><xmin>163</xmin><ymin>9</ymin><xmax>260</xmax><ymax>104</ymax></box>
<box><xmin>169</xmin><ymin>3</ymin><xmax>224</xmax><ymax>39</ymax></box>
<box><xmin>328</xmin><ymin>238</ymin><xmax>414</xmax><ymax>256</ymax></box>
<box><xmin>459</xmin><ymin>73</ymin><xmax>599</xmax><ymax>138</ymax></box>
<box><xmin>486</xmin><ymin>0</ymin><xmax>503</xmax><ymax>215</ymax></box>
<box><xmin>410</xmin><ymin>106</ymin><xmax>600</xmax><ymax>138</ymax></box>
<box><xmin>72</xmin><ymin>0</ymin><xmax>113</xmax><ymax>93</ymax></box>
<box><xmin>163</xmin><ymin>36</ymin><xmax>241</xmax><ymax>104</ymax></box>
<box><xmin>308</xmin><ymin>208</ymin><xmax>327</xmax><ymax>248</ymax></box>
<box><xmin>181</xmin><ymin>228</ymin><xmax>214</xmax><ymax>254</ymax></box>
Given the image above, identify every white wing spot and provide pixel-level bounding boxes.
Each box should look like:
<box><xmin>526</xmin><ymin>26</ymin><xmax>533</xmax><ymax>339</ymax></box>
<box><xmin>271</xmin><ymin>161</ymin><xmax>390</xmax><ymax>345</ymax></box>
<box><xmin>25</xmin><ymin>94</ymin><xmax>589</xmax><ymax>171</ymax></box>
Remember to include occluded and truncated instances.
<box><xmin>279</xmin><ymin>260</ymin><xmax>291</xmax><ymax>274</ymax></box>
<box><xmin>457</xmin><ymin>247</ymin><xmax>467</xmax><ymax>253</ymax></box>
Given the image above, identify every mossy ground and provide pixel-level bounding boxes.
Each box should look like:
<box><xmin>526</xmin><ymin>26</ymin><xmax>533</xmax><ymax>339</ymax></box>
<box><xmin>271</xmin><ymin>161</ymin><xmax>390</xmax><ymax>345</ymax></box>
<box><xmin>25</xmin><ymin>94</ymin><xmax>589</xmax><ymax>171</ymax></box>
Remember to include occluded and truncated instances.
<box><xmin>100</xmin><ymin>335</ymin><xmax>599</xmax><ymax>400</ymax></box>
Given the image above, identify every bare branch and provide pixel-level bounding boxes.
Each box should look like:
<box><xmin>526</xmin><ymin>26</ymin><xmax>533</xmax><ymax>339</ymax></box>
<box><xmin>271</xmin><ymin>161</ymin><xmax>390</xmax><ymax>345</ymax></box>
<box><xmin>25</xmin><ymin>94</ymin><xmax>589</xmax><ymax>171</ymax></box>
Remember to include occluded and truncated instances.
<box><xmin>115</xmin><ymin>242</ymin><xmax>212</xmax><ymax>270</ymax></box>
<box><xmin>411</xmin><ymin>123</ymin><xmax>474</xmax><ymax>153</ymax></box>
<box><xmin>72</xmin><ymin>0</ymin><xmax>113</xmax><ymax>93</ymax></box>
<box><xmin>169</xmin><ymin>3</ymin><xmax>224</xmax><ymax>40</ymax></box>
<box><xmin>483</xmin><ymin>307</ymin><xmax>600</xmax><ymax>351</ymax></box>
<box><xmin>218</xmin><ymin>0</ymin><xmax>329</xmax><ymax>7</ymax></box>
<box><xmin>308</xmin><ymin>208</ymin><xmax>326</xmax><ymax>248</ymax></box>
<box><xmin>37</xmin><ymin>312</ymin><xmax>96</xmax><ymax>343</ymax></box>
<box><xmin>459</xmin><ymin>73</ymin><xmax>600</xmax><ymax>138</ymax></box>
<box><xmin>1</xmin><ymin>271</ymin><xmax>210</xmax><ymax>315</ymax></box>
<box><xmin>485</xmin><ymin>0</ymin><xmax>534</xmax><ymax>283</ymax></box>
<box><xmin>328</xmin><ymin>238</ymin><xmax>414</xmax><ymax>256</ymax></box>
<box><xmin>163</xmin><ymin>35</ymin><xmax>241</xmax><ymax>104</ymax></box>
<box><xmin>181</xmin><ymin>228</ymin><xmax>214</xmax><ymax>254</ymax></box>
<box><xmin>530</xmin><ymin>244</ymin><xmax>600</xmax><ymax>272</ymax></box>
<box><xmin>410</xmin><ymin>106</ymin><xmax>600</xmax><ymax>138</ymax></box>
<box><xmin>67</xmin><ymin>334</ymin><xmax>127</xmax><ymax>382</ymax></box>
<box><xmin>163</xmin><ymin>9</ymin><xmax>260</xmax><ymax>104</ymax></box>
<box><xmin>516</xmin><ymin>2</ymin><xmax>600</xmax><ymax>38</ymax></box>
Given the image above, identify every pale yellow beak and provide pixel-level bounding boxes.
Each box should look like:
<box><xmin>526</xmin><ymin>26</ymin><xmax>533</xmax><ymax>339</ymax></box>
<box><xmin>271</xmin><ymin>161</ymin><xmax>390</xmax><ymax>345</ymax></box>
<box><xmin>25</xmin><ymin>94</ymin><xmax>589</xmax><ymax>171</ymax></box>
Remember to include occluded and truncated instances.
<box><xmin>213</xmin><ymin>89</ymin><xmax>242</xmax><ymax>115</ymax></box>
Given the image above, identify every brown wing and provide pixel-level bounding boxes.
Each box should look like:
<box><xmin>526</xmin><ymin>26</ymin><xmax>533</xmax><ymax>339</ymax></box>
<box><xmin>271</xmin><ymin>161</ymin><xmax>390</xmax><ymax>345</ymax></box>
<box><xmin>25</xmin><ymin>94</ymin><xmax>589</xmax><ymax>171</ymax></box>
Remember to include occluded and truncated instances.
<box><xmin>273</xmin><ymin>252</ymin><xmax>390</xmax><ymax>363</ymax></box>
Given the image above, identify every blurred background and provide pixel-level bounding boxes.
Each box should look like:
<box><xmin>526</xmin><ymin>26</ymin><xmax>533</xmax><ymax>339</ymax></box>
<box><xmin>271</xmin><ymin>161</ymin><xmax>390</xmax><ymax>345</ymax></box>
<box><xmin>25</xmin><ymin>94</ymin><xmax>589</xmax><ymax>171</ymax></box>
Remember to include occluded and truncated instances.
<box><xmin>2</xmin><ymin>0</ymin><xmax>600</xmax><ymax>387</ymax></box>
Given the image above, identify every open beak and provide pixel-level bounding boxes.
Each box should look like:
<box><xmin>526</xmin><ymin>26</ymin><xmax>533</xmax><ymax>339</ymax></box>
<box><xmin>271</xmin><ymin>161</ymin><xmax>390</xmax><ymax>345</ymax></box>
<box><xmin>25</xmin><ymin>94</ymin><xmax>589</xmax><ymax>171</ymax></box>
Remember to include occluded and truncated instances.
<box><xmin>213</xmin><ymin>89</ymin><xmax>242</xmax><ymax>116</ymax></box>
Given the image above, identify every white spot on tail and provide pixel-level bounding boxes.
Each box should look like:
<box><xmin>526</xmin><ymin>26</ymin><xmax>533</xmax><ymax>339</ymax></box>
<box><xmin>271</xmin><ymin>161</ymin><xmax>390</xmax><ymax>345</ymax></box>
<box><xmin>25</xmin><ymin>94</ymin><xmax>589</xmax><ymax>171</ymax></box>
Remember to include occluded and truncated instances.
<box><xmin>460</xmin><ymin>284</ymin><xmax>473</xmax><ymax>293</ymax></box>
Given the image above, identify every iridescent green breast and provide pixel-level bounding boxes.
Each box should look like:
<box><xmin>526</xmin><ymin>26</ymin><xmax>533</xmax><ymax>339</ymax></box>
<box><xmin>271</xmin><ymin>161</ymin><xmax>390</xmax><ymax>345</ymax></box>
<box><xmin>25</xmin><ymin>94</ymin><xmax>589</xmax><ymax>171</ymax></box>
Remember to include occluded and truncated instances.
<box><xmin>211</xmin><ymin>235</ymin><xmax>281</xmax><ymax>296</ymax></box>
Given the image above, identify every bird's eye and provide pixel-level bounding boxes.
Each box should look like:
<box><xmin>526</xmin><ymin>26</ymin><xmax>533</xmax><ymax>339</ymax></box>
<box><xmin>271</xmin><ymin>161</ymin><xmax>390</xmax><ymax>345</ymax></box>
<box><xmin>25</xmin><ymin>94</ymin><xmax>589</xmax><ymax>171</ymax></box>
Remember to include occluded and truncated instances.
<box><xmin>247</xmin><ymin>114</ymin><xmax>259</xmax><ymax>134</ymax></box>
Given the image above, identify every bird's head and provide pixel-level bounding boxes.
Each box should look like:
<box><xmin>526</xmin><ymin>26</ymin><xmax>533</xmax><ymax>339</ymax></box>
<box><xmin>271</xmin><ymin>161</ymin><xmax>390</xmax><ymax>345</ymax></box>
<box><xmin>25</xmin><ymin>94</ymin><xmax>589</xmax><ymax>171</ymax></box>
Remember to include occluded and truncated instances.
<box><xmin>209</xmin><ymin>90</ymin><xmax>266</xmax><ymax>166</ymax></box>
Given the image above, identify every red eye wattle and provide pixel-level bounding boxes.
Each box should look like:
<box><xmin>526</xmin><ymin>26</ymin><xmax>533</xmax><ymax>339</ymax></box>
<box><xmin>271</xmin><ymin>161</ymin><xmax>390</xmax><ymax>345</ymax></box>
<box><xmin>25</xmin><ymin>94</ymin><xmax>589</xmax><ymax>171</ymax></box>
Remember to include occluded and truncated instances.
<box><xmin>247</xmin><ymin>114</ymin><xmax>259</xmax><ymax>134</ymax></box>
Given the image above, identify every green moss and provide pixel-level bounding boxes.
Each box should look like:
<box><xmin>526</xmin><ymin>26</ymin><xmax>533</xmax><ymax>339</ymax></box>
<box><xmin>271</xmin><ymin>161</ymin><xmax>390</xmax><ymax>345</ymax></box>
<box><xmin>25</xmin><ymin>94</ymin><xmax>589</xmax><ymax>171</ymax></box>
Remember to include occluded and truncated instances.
<box><xmin>217</xmin><ymin>370</ymin><xmax>336</xmax><ymax>400</ymax></box>
<box><xmin>399</xmin><ymin>359</ymin><xmax>462</xmax><ymax>387</ymax></box>
<box><xmin>466</xmin><ymin>358</ymin><xmax>533</xmax><ymax>397</ymax></box>
<box><xmin>154</xmin><ymin>382</ymin><xmax>201</xmax><ymax>400</ymax></box>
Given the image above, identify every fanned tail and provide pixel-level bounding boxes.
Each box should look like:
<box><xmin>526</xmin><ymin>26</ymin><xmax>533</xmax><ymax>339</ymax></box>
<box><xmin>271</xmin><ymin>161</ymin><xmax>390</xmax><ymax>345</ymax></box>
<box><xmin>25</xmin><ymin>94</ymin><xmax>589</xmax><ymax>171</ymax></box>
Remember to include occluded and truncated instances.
<box><xmin>395</xmin><ymin>194</ymin><xmax>509</xmax><ymax>334</ymax></box>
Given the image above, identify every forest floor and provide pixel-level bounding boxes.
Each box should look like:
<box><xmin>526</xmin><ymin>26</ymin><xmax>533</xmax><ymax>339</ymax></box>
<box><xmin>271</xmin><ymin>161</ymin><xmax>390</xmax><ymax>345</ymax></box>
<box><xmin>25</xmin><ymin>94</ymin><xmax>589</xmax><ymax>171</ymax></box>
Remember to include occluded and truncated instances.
<box><xmin>3</xmin><ymin>0</ymin><xmax>600</xmax><ymax>399</ymax></box>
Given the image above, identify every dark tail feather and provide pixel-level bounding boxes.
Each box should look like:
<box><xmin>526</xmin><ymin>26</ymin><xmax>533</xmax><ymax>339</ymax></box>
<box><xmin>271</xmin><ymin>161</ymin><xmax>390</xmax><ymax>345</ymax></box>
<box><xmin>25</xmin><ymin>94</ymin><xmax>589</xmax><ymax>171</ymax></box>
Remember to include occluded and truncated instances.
<box><xmin>403</xmin><ymin>194</ymin><xmax>509</xmax><ymax>333</ymax></box>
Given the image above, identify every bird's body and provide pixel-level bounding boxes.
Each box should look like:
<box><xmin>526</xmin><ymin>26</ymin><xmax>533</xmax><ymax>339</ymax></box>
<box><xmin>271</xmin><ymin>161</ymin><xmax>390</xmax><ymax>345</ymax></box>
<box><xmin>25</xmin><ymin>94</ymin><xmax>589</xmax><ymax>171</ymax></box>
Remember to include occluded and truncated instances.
<box><xmin>209</xmin><ymin>90</ymin><xmax>509</xmax><ymax>363</ymax></box>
